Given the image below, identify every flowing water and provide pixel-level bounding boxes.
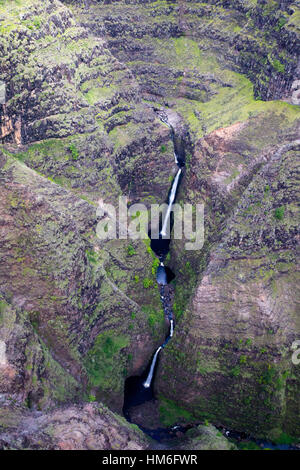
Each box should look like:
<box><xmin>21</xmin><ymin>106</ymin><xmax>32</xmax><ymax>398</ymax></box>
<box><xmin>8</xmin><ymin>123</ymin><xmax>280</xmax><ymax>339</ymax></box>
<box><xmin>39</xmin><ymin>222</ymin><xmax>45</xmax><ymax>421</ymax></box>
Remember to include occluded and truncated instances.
<box><xmin>143</xmin><ymin>347</ymin><xmax>163</xmax><ymax>389</ymax></box>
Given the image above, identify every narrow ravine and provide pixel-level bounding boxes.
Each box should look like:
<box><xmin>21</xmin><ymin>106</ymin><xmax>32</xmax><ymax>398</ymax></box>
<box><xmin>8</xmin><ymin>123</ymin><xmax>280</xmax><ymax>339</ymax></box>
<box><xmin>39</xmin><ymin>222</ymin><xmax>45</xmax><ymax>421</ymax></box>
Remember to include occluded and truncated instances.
<box><xmin>123</xmin><ymin>112</ymin><xmax>185</xmax><ymax>423</ymax></box>
<box><xmin>123</xmin><ymin>115</ymin><xmax>298</xmax><ymax>450</ymax></box>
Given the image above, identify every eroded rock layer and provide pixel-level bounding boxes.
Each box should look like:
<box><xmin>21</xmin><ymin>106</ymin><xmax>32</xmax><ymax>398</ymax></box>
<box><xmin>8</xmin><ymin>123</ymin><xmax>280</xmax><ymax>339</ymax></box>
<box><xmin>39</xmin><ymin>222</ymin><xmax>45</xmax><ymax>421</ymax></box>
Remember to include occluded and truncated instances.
<box><xmin>0</xmin><ymin>0</ymin><xmax>299</xmax><ymax>447</ymax></box>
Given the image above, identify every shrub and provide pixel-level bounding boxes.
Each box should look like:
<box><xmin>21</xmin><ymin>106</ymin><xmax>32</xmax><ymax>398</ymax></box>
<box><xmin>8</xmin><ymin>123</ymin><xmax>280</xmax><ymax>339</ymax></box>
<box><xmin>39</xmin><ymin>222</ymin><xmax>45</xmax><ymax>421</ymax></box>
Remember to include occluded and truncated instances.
<box><xmin>143</xmin><ymin>278</ymin><xmax>153</xmax><ymax>288</ymax></box>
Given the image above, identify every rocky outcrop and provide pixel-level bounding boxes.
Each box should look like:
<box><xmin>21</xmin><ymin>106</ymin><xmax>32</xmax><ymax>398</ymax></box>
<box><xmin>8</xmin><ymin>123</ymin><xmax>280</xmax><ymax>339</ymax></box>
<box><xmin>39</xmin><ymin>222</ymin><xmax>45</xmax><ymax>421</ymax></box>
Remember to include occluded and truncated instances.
<box><xmin>0</xmin><ymin>399</ymin><xmax>150</xmax><ymax>450</ymax></box>
<box><xmin>0</xmin><ymin>293</ymin><xmax>81</xmax><ymax>408</ymax></box>
<box><xmin>0</xmin><ymin>397</ymin><xmax>238</xmax><ymax>450</ymax></box>
<box><xmin>70</xmin><ymin>0</ymin><xmax>299</xmax><ymax>102</ymax></box>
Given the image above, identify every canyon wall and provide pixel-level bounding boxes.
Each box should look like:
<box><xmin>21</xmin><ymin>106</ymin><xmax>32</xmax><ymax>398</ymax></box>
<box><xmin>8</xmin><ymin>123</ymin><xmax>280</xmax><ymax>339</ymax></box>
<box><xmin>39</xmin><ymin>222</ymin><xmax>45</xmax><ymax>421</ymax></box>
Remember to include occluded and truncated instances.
<box><xmin>0</xmin><ymin>0</ymin><xmax>299</xmax><ymax>444</ymax></box>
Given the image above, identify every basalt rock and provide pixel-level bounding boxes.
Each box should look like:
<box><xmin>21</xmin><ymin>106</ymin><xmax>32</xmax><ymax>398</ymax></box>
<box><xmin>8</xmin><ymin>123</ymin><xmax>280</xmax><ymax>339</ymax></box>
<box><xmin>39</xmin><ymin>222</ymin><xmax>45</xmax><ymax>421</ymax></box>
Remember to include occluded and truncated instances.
<box><xmin>69</xmin><ymin>0</ymin><xmax>299</xmax><ymax>102</ymax></box>
<box><xmin>0</xmin><ymin>398</ymin><xmax>151</xmax><ymax>450</ymax></box>
<box><xmin>0</xmin><ymin>0</ymin><xmax>175</xmax><ymax>414</ymax></box>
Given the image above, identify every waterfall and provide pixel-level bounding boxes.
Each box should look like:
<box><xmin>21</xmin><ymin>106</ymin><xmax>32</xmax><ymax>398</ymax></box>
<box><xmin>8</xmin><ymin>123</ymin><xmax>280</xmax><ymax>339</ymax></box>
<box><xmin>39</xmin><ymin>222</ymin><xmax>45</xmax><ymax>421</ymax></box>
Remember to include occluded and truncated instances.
<box><xmin>143</xmin><ymin>346</ymin><xmax>162</xmax><ymax>388</ymax></box>
<box><xmin>124</xmin><ymin>113</ymin><xmax>184</xmax><ymax>417</ymax></box>
<box><xmin>160</xmin><ymin>168</ymin><xmax>182</xmax><ymax>237</ymax></box>
<box><xmin>170</xmin><ymin>319</ymin><xmax>174</xmax><ymax>337</ymax></box>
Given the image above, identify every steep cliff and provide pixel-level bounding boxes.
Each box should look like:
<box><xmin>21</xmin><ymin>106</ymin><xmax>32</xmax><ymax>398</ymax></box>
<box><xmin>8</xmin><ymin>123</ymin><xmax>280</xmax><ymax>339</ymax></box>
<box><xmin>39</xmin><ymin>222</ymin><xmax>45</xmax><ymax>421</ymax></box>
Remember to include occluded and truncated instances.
<box><xmin>71</xmin><ymin>0</ymin><xmax>299</xmax><ymax>103</ymax></box>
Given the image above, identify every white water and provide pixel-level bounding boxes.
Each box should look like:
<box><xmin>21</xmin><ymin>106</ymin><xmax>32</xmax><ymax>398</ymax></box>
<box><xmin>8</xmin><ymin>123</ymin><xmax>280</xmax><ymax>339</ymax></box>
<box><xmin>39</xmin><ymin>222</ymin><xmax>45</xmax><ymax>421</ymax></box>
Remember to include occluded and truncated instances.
<box><xmin>174</xmin><ymin>151</ymin><xmax>179</xmax><ymax>165</ymax></box>
<box><xmin>170</xmin><ymin>319</ymin><xmax>174</xmax><ymax>337</ymax></box>
<box><xmin>160</xmin><ymin>168</ymin><xmax>182</xmax><ymax>237</ymax></box>
<box><xmin>143</xmin><ymin>346</ymin><xmax>162</xmax><ymax>388</ymax></box>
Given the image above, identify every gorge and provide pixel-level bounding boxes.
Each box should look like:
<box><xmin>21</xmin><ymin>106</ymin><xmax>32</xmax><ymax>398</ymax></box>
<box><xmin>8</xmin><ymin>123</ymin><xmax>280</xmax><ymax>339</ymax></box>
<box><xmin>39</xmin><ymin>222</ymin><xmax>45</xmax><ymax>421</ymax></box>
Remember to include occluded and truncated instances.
<box><xmin>123</xmin><ymin>115</ymin><xmax>183</xmax><ymax>423</ymax></box>
<box><xmin>0</xmin><ymin>0</ymin><xmax>299</xmax><ymax>451</ymax></box>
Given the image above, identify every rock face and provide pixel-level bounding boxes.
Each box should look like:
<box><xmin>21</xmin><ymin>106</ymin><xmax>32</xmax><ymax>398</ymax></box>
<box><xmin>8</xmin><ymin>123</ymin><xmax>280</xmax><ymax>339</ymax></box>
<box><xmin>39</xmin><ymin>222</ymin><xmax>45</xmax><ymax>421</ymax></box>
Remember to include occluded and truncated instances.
<box><xmin>0</xmin><ymin>397</ymin><xmax>237</xmax><ymax>450</ymax></box>
<box><xmin>71</xmin><ymin>0</ymin><xmax>299</xmax><ymax>102</ymax></box>
<box><xmin>0</xmin><ymin>0</ymin><xmax>299</xmax><ymax>449</ymax></box>
<box><xmin>0</xmin><ymin>145</ymin><xmax>168</xmax><ymax>412</ymax></box>
<box><xmin>157</xmin><ymin>135</ymin><xmax>300</xmax><ymax>439</ymax></box>
<box><xmin>0</xmin><ymin>0</ymin><xmax>172</xmax><ymax>414</ymax></box>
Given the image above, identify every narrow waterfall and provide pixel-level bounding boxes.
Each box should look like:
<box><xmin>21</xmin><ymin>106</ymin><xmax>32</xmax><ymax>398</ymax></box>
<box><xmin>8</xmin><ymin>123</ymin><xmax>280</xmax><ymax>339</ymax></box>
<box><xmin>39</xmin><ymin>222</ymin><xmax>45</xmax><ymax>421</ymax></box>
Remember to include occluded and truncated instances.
<box><xmin>160</xmin><ymin>168</ymin><xmax>182</xmax><ymax>237</ymax></box>
<box><xmin>143</xmin><ymin>347</ymin><xmax>162</xmax><ymax>388</ymax></box>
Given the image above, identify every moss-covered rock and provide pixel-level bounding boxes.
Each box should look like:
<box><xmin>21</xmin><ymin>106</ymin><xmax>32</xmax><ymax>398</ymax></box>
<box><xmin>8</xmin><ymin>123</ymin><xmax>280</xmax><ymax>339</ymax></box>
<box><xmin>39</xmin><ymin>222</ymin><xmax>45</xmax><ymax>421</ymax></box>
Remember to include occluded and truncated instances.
<box><xmin>176</xmin><ymin>424</ymin><xmax>237</xmax><ymax>450</ymax></box>
<box><xmin>0</xmin><ymin>149</ymin><xmax>167</xmax><ymax>412</ymax></box>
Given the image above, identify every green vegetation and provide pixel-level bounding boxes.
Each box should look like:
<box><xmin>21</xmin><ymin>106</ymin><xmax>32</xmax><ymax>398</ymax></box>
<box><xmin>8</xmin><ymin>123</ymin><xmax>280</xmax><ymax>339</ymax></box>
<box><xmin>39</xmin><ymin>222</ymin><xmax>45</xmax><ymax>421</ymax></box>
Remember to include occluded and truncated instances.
<box><xmin>84</xmin><ymin>85</ymin><xmax>117</xmax><ymax>106</ymax></box>
<box><xmin>275</xmin><ymin>432</ymin><xmax>296</xmax><ymax>445</ymax></box>
<box><xmin>85</xmin><ymin>249</ymin><xmax>99</xmax><ymax>265</ymax></box>
<box><xmin>159</xmin><ymin>397</ymin><xmax>195</xmax><ymax>426</ymax></box>
<box><xmin>230</xmin><ymin>365</ymin><xmax>241</xmax><ymax>377</ymax></box>
<box><xmin>151</xmin><ymin>257</ymin><xmax>160</xmax><ymax>275</ymax></box>
<box><xmin>88</xmin><ymin>394</ymin><xmax>96</xmax><ymax>402</ymax></box>
<box><xmin>141</xmin><ymin>304</ymin><xmax>164</xmax><ymax>330</ymax></box>
<box><xmin>143</xmin><ymin>278</ymin><xmax>154</xmax><ymax>288</ymax></box>
<box><xmin>68</xmin><ymin>143</ymin><xmax>79</xmax><ymax>161</ymax></box>
<box><xmin>276</xmin><ymin>16</ymin><xmax>288</xmax><ymax>30</ymax></box>
<box><xmin>239</xmin><ymin>355</ymin><xmax>247</xmax><ymax>364</ymax></box>
<box><xmin>271</xmin><ymin>58</ymin><xmax>285</xmax><ymax>74</ymax></box>
<box><xmin>237</xmin><ymin>441</ymin><xmax>261</xmax><ymax>450</ymax></box>
<box><xmin>84</xmin><ymin>332</ymin><xmax>129</xmax><ymax>391</ymax></box>
<box><xmin>0</xmin><ymin>300</ymin><xmax>7</xmax><ymax>314</ymax></box>
<box><xmin>32</xmin><ymin>17</ymin><xmax>41</xmax><ymax>29</ymax></box>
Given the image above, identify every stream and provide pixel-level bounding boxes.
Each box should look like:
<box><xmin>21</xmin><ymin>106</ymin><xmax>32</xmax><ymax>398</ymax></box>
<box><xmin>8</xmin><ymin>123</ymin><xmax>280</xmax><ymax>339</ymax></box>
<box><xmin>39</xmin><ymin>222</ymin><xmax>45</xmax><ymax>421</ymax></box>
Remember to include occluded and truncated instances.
<box><xmin>122</xmin><ymin>113</ymin><xmax>297</xmax><ymax>450</ymax></box>
<box><xmin>123</xmin><ymin>112</ymin><xmax>185</xmax><ymax>422</ymax></box>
